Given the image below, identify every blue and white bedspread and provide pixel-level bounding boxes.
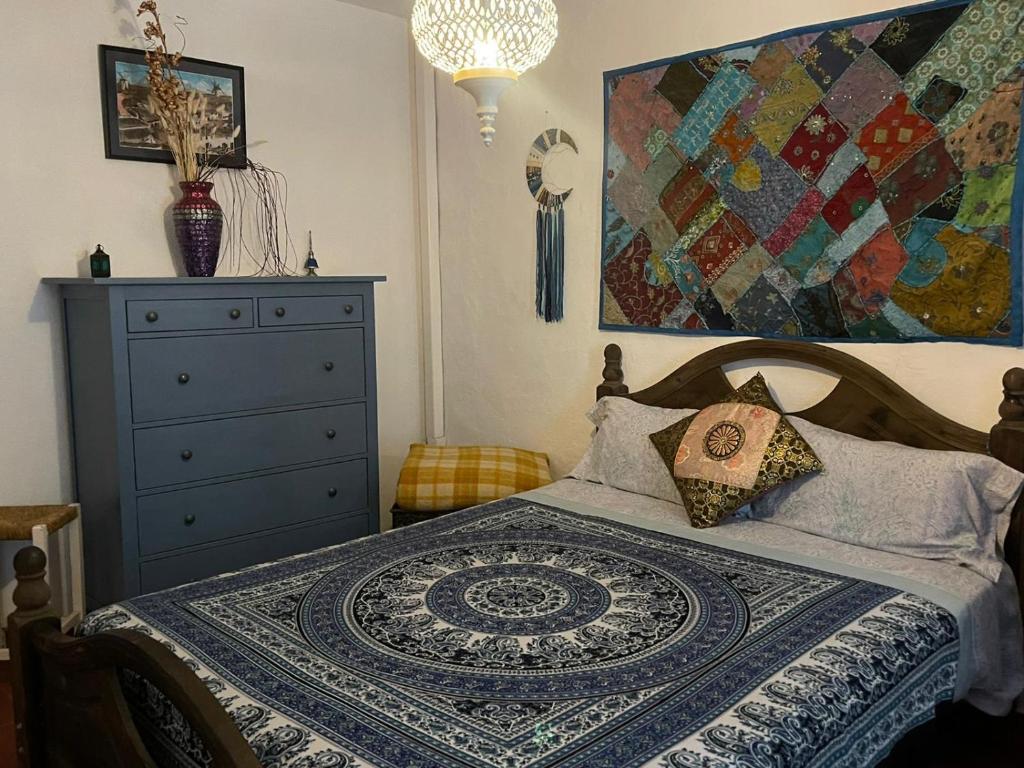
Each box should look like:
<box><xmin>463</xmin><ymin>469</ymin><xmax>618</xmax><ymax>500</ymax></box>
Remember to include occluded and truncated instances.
<box><xmin>81</xmin><ymin>497</ymin><xmax>961</xmax><ymax>768</ymax></box>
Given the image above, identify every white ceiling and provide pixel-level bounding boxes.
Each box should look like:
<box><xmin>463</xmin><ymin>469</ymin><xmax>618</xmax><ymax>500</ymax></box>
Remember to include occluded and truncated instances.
<box><xmin>337</xmin><ymin>0</ymin><xmax>412</xmax><ymax>18</ymax></box>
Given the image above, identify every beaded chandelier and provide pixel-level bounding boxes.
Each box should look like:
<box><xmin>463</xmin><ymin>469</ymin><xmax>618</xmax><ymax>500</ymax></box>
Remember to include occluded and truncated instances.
<box><xmin>411</xmin><ymin>0</ymin><xmax>559</xmax><ymax>147</ymax></box>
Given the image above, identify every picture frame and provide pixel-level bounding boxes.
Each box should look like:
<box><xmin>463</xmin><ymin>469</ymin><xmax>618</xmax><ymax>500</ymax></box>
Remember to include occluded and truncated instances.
<box><xmin>99</xmin><ymin>44</ymin><xmax>247</xmax><ymax>168</ymax></box>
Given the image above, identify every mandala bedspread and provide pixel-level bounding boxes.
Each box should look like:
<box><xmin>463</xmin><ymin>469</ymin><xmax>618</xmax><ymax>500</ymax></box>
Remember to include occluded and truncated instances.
<box><xmin>600</xmin><ymin>0</ymin><xmax>1024</xmax><ymax>343</ymax></box>
<box><xmin>82</xmin><ymin>499</ymin><xmax>959</xmax><ymax>767</ymax></box>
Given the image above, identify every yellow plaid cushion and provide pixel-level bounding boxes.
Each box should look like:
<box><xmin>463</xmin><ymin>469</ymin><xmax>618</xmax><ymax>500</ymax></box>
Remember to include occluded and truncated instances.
<box><xmin>396</xmin><ymin>445</ymin><xmax>552</xmax><ymax>512</ymax></box>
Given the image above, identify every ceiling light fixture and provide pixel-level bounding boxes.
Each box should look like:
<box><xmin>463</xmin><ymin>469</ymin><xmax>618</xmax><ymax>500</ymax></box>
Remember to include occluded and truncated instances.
<box><xmin>411</xmin><ymin>0</ymin><xmax>559</xmax><ymax>147</ymax></box>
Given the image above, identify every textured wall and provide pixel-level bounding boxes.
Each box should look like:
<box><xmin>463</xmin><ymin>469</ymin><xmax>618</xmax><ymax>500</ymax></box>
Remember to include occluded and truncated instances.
<box><xmin>435</xmin><ymin>0</ymin><xmax>1023</xmax><ymax>478</ymax></box>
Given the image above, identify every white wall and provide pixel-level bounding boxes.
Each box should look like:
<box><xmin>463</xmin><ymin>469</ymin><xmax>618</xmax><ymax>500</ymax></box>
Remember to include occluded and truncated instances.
<box><xmin>0</xmin><ymin>0</ymin><xmax>423</xmax><ymax>524</ymax></box>
<box><xmin>434</xmin><ymin>0</ymin><xmax>1024</xmax><ymax>478</ymax></box>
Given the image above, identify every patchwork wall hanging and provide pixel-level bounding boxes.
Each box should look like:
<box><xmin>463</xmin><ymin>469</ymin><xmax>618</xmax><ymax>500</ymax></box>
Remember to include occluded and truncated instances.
<box><xmin>528</xmin><ymin>128</ymin><xmax>578</xmax><ymax>322</ymax></box>
<box><xmin>600</xmin><ymin>0</ymin><xmax>1024</xmax><ymax>344</ymax></box>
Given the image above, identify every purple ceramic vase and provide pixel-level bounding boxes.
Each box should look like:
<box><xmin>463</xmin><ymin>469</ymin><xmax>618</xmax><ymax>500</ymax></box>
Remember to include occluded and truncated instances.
<box><xmin>173</xmin><ymin>181</ymin><xmax>223</xmax><ymax>277</ymax></box>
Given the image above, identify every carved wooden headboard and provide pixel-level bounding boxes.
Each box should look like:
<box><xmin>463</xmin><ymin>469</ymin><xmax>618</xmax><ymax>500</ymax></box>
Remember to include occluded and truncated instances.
<box><xmin>597</xmin><ymin>339</ymin><xmax>1024</xmax><ymax>616</ymax></box>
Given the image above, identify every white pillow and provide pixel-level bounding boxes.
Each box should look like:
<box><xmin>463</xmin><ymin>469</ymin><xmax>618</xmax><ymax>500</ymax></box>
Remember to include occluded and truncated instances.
<box><xmin>570</xmin><ymin>397</ymin><xmax>696</xmax><ymax>505</ymax></box>
<box><xmin>749</xmin><ymin>416</ymin><xmax>1024</xmax><ymax>582</ymax></box>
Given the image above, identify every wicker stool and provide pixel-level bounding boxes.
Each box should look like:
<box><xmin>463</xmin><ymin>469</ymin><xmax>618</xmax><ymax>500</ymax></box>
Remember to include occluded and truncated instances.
<box><xmin>1</xmin><ymin>504</ymin><xmax>84</xmax><ymax>659</ymax></box>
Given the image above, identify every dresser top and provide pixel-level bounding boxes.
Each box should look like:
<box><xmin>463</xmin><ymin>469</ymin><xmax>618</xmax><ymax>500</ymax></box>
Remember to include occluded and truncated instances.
<box><xmin>43</xmin><ymin>276</ymin><xmax>386</xmax><ymax>286</ymax></box>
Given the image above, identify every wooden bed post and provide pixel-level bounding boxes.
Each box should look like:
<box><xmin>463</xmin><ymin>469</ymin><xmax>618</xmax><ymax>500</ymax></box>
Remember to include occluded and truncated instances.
<box><xmin>991</xmin><ymin>368</ymin><xmax>1024</xmax><ymax>619</ymax></box>
<box><xmin>8</xmin><ymin>546</ymin><xmax>54</xmax><ymax>768</ymax></box>
<box><xmin>990</xmin><ymin>368</ymin><xmax>1024</xmax><ymax>473</ymax></box>
<box><xmin>597</xmin><ymin>344</ymin><xmax>629</xmax><ymax>401</ymax></box>
<box><xmin>7</xmin><ymin>545</ymin><xmax>262</xmax><ymax>768</ymax></box>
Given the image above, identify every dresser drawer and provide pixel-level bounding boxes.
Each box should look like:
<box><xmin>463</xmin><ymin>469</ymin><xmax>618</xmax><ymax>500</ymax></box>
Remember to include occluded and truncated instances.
<box><xmin>134</xmin><ymin>403</ymin><xmax>367</xmax><ymax>490</ymax></box>
<box><xmin>138</xmin><ymin>460</ymin><xmax>368</xmax><ymax>556</ymax></box>
<box><xmin>129</xmin><ymin>329</ymin><xmax>365</xmax><ymax>422</ymax></box>
<box><xmin>139</xmin><ymin>513</ymin><xmax>371</xmax><ymax>593</ymax></box>
<box><xmin>258</xmin><ymin>295</ymin><xmax>364</xmax><ymax>327</ymax></box>
<box><xmin>127</xmin><ymin>299</ymin><xmax>254</xmax><ymax>333</ymax></box>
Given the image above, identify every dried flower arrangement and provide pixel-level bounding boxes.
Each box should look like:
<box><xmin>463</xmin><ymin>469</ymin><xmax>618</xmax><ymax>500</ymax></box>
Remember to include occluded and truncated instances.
<box><xmin>131</xmin><ymin>0</ymin><xmax>299</xmax><ymax>278</ymax></box>
<box><xmin>137</xmin><ymin>0</ymin><xmax>239</xmax><ymax>182</ymax></box>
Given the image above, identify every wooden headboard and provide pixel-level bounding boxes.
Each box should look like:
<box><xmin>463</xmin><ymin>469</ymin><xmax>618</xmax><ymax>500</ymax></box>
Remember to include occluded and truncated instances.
<box><xmin>597</xmin><ymin>339</ymin><xmax>1024</xmax><ymax>616</ymax></box>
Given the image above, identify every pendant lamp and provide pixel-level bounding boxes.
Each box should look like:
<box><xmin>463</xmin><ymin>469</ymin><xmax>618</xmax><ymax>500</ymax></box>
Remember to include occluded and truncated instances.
<box><xmin>411</xmin><ymin>0</ymin><xmax>559</xmax><ymax>147</ymax></box>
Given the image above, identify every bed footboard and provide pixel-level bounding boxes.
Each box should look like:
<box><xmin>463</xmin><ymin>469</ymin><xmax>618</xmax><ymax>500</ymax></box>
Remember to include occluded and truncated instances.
<box><xmin>8</xmin><ymin>545</ymin><xmax>261</xmax><ymax>768</ymax></box>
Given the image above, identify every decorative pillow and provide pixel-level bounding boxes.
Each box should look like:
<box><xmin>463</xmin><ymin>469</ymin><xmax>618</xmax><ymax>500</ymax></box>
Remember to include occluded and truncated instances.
<box><xmin>396</xmin><ymin>445</ymin><xmax>552</xmax><ymax>512</ymax></box>
<box><xmin>749</xmin><ymin>417</ymin><xmax>1024</xmax><ymax>583</ymax></box>
<box><xmin>569</xmin><ymin>397</ymin><xmax>696</xmax><ymax>504</ymax></box>
<box><xmin>649</xmin><ymin>375</ymin><xmax>823</xmax><ymax>528</ymax></box>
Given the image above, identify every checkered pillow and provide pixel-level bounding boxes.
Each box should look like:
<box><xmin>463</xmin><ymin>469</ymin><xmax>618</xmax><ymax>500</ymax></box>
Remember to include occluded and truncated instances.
<box><xmin>396</xmin><ymin>445</ymin><xmax>552</xmax><ymax>512</ymax></box>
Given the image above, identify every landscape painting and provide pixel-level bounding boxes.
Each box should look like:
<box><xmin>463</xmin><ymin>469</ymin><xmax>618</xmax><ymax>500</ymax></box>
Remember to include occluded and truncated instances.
<box><xmin>100</xmin><ymin>45</ymin><xmax>247</xmax><ymax>167</ymax></box>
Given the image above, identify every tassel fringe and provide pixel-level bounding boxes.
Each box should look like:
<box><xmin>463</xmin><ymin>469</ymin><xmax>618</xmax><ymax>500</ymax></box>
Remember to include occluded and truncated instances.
<box><xmin>536</xmin><ymin>200</ymin><xmax>565</xmax><ymax>323</ymax></box>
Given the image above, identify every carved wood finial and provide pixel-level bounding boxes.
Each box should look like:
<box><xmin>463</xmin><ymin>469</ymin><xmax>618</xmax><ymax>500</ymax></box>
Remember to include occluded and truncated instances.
<box><xmin>12</xmin><ymin>546</ymin><xmax>51</xmax><ymax>620</ymax></box>
<box><xmin>597</xmin><ymin>344</ymin><xmax>629</xmax><ymax>401</ymax></box>
<box><xmin>992</xmin><ymin>368</ymin><xmax>1024</xmax><ymax>475</ymax></box>
<box><xmin>1000</xmin><ymin>368</ymin><xmax>1024</xmax><ymax>421</ymax></box>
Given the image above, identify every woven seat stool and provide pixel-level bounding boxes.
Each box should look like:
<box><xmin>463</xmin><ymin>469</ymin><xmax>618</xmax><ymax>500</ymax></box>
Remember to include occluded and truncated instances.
<box><xmin>1</xmin><ymin>504</ymin><xmax>84</xmax><ymax>660</ymax></box>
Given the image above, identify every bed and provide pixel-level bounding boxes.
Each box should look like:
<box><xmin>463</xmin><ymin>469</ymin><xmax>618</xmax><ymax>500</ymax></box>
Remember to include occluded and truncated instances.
<box><xmin>9</xmin><ymin>340</ymin><xmax>1024</xmax><ymax>768</ymax></box>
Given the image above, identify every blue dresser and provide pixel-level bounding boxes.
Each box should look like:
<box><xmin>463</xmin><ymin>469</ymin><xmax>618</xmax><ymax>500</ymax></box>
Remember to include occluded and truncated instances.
<box><xmin>44</xmin><ymin>277</ymin><xmax>384</xmax><ymax>608</ymax></box>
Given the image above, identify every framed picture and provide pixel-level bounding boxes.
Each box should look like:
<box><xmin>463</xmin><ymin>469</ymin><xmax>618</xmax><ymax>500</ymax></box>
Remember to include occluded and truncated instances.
<box><xmin>99</xmin><ymin>45</ymin><xmax>247</xmax><ymax>168</ymax></box>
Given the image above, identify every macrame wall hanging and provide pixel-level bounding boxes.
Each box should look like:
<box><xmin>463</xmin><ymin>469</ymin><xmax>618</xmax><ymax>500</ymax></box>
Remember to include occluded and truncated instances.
<box><xmin>526</xmin><ymin>128</ymin><xmax>578</xmax><ymax>323</ymax></box>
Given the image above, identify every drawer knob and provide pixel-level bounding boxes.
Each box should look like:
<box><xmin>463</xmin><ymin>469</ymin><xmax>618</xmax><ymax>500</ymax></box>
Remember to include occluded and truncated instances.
<box><xmin>324</xmin><ymin>361</ymin><xmax>335</xmax><ymax>372</ymax></box>
<box><xmin>344</xmin><ymin>304</ymin><xmax>354</xmax><ymax>315</ymax></box>
<box><xmin>145</xmin><ymin>311</ymin><xmax>159</xmax><ymax>323</ymax></box>
<box><xmin>184</xmin><ymin>514</ymin><xmax>196</xmax><ymax>526</ymax></box>
<box><xmin>181</xmin><ymin>449</ymin><xmax>193</xmax><ymax>461</ymax></box>
<box><xmin>229</xmin><ymin>308</ymin><xmax>242</xmax><ymax>320</ymax></box>
<box><xmin>326</xmin><ymin>429</ymin><xmax>337</xmax><ymax>440</ymax></box>
<box><xmin>275</xmin><ymin>307</ymin><xmax>286</xmax><ymax>318</ymax></box>
<box><xmin>328</xmin><ymin>487</ymin><xmax>338</xmax><ymax>498</ymax></box>
<box><xmin>178</xmin><ymin>373</ymin><xmax>190</xmax><ymax>385</ymax></box>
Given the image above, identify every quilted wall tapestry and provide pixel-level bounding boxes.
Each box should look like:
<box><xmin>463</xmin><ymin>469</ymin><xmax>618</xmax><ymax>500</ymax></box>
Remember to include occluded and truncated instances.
<box><xmin>600</xmin><ymin>0</ymin><xmax>1024</xmax><ymax>344</ymax></box>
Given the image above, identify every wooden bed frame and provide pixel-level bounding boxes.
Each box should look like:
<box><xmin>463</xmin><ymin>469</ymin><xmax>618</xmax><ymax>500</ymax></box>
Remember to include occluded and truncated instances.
<box><xmin>7</xmin><ymin>546</ymin><xmax>261</xmax><ymax>767</ymax></box>
<box><xmin>7</xmin><ymin>339</ymin><xmax>1024</xmax><ymax>766</ymax></box>
<box><xmin>598</xmin><ymin>340</ymin><xmax>1024</xmax><ymax>620</ymax></box>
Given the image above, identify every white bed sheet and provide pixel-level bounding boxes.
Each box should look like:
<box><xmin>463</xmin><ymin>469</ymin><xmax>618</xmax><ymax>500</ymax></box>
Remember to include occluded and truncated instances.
<box><xmin>531</xmin><ymin>478</ymin><xmax>1024</xmax><ymax>715</ymax></box>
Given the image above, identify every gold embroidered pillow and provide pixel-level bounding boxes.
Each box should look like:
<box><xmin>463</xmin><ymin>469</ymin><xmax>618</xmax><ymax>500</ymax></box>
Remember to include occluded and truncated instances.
<box><xmin>649</xmin><ymin>374</ymin><xmax>823</xmax><ymax>528</ymax></box>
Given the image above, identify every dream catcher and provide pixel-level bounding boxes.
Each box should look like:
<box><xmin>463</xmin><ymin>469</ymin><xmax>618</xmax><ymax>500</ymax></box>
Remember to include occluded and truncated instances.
<box><xmin>526</xmin><ymin>128</ymin><xmax>578</xmax><ymax>323</ymax></box>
